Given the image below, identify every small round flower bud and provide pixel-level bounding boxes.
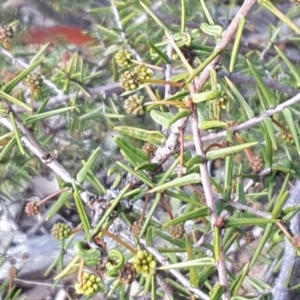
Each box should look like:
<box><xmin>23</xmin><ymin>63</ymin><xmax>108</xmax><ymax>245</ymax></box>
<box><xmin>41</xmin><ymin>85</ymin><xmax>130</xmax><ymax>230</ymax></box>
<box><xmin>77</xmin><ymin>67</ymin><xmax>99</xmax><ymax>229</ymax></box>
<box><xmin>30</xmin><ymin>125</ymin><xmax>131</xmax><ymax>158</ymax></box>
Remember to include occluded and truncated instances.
<box><xmin>25</xmin><ymin>201</ymin><xmax>40</xmax><ymax>216</ymax></box>
<box><xmin>250</xmin><ymin>155</ymin><xmax>264</xmax><ymax>174</ymax></box>
<box><xmin>169</xmin><ymin>224</ymin><xmax>185</xmax><ymax>239</ymax></box>
<box><xmin>0</xmin><ymin>26</ymin><xmax>13</xmax><ymax>48</ymax></box>
<box><xmin>124</xmin><ymin>95</ymin><xmax>144</xmax><ymax>116</ymax></box>
<box><xmin>218</xmin><ymin>92</ymin><xmax>229</xmax><ymax>109</ymax></box>
<box><xmin>119</xmin><ymin>262</ymin><xmax>137</xmax><ymax>284</ymax></box>
<box><xmin>75</xmin><ymin>272</ymin><xmax>102</xmax><ymax>296</ymax></box>
<box><xmin>120</xmin><ymin>70</ymin><xmax>140</xmax><ymax>91</ymax></box>
<box><xmin>25</xmin><ymin>72</ymin><xmax>43</xmax><ymax>90</ymax></box>
<box><xmin>115</xmin><ymin>49</ymin><xmax>133</xmax><ymax>68</ymax></box>
<box><xmin>8</xmin><ymin>266</ymin><xmax>18</xmax><ymax>279</ymax></box>
<box><xmin>131</xmin><ymin>221</ymin><xmax>143</xmax><ymax>238</ymax></box>
<box><xmin>282</xmin><ymin>131</ymin><xmax>294</xmax><ymax>145</ymax></box>
<box><xmin>133</xmin><ymin>250</ymin><xmax>156</xmax><ymax>276</ymax></box>
<box><xmin>142</xmin><ymin>143</ymin><xmax>157</xmax><ymax>158</ymax></box>
<box><xmin>51</xmin><ymin>222</ymin><xmax>72</xmax><ymax>240</ymax></box>
<box><xmin>134</xmin><ymin>64</ymin><xmax>153</xmax><ymax>80</ymax></box>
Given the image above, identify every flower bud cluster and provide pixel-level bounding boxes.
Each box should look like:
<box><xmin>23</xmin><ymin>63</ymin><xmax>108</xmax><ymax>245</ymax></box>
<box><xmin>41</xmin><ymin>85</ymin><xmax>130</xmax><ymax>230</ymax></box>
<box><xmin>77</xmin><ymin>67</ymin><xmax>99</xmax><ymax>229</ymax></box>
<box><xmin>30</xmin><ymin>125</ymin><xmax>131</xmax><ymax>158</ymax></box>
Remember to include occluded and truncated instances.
<box><xmin>133</xmin><ymin>250</ymin><xmax>156</xmax><ymax>276</ymax></box>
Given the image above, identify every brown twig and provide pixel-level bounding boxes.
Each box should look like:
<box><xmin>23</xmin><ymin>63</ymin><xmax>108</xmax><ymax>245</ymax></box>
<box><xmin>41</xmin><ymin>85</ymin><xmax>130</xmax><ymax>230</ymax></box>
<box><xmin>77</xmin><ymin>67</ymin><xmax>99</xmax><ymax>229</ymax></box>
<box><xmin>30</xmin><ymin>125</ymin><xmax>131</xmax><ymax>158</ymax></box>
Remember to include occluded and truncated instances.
<box><xmin>188</xmin><ymin>1</ymin><xmax>257</xmax><ymax>299</ymax></box>
<box><xmin>140</xmin><ymin>191</ymin><xmax>151</xmax><ymax>221</ymax></box>
<box><xmin>204</xmin><ymin>143</ymin><xmax>223</xmax><ymax>153</ymax></box>
<box><xmin>140</xmin><ymin>78</ymin><xmax>184</xmax><ymax>88</ymax></box>
<box><xmin>271</xmin><ymin>117</ymin><xmax>289</xmax><ymax>132</ymax></box>
<box><xmin>234</xmin><ymin>132</ymin><xmax>255</xmax><ymax>160</ymax></box>
<box><xmin>78</xmin><ymin>259</ymin><xmax>85</xmax><ymax>283</ymax></box>
<box><xmin>37</xmin><ymin>187</ymin><xmax>70</xmax><ymax>206</ymax></box>
<box><xmin>161</xmin><ymin>194</ymin><xmax>174</xmax><ymax>220</ymax></box>
<box><xmin>276</xmin><ymin>222</ymin><xmax>293</xmax><ymax>240</ymax></box>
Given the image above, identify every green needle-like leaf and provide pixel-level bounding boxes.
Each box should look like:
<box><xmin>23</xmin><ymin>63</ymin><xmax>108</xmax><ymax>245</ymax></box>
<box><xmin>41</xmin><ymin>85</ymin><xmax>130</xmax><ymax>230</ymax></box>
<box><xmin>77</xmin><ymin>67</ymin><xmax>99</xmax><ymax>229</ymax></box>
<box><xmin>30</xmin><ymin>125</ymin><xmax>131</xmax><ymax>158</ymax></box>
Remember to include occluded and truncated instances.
<box><xmin>8</xmin><ymin>112</ymin><xmax>24</xmax><ymax>155</ymax></box>
<box><xmin>72</xmin><ymin>181</ymin><xmax>91</xmax><ymax>240</ymax></box>
<box><xmin>114</xmin><ymin>126</ymin><xmax>166</xmax><ymax>145</ymax></box>
<box><xmin>24</xmin><ymin>107</ymin><xmax>75</xmax><ymax>125</ymax></box>
<box><xmin>225</xmin><ymin>217</ymin><xmax>279</xmax><ymax>227</ymax></box>
<box><xmin>0</xmin><ymin>91</ymin><xmax>32</xmax><ymax>112</ymax></box>
<box><xmin>2</xmin><ymin>58</ymin><xmax>44</xmax><ymax>94</ymax></box>
<box><xmin>149</xmin><ymin>173</ymin><xmax>201</xmax><ymax>193</ymax></box>
<box><xmin>46</xmin><ymin>189</ymin><xmax>72</xmax><ymax>221</ymax></box>
<box><xmin>206</xmin><ymin>142</ymin><xmax>258</xmax><ymax>161</ymax></box>
<box><xmin>225</xmin><ymin>76</ymin><xmax>254</xmax><ymax>118</ymax></box>
<box><xmin>163</xmin><ymin>206</ymin><xmax>209</xmax><ymax>227</ymax></box>
<box><xmin>77</xmin><ymin>147</ymin><xmax>101</xmax><ymax>183</ymax></box>
<box><xmin>158</xmin><ymin>257</ymin><xmax>215</xmax><ymax>270</ymax></box>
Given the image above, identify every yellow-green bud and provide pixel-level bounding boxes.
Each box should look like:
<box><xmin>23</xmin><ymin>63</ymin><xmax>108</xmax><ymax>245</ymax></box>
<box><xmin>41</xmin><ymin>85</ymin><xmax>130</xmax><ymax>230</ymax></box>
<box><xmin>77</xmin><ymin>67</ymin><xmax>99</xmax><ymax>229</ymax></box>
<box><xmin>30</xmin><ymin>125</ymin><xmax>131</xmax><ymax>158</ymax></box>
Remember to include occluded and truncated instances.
<box><xmin>115</xmin><ymin>49</ymin><xmax>133</xmax><ymax>68</ymax></box>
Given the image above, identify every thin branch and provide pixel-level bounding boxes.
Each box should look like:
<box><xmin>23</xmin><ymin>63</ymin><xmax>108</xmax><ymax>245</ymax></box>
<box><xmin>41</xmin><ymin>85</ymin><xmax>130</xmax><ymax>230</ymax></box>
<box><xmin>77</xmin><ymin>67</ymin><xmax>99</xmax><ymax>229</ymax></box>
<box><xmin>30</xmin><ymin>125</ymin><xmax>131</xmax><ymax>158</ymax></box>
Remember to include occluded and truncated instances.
<box><xmin>12</xmin><ymin>83</ymin><xmax>123</xmax><ymax>113</ymax></box>
<box><xmin>228</xmin><ymin>201</ymin><xmax>272</xmax><ymax>219</ymax></box>
<box><xmin>190</xmin><ymin>106</ymin><xmax>230</xmax><ymax>298</ymax></box>
<box><xmin>188</xmin><ymin>2</ymin><xmax>258</xmax><ymax>299</ymax></box>
<box><xmin>194</xmin><ymin>0</ymin><xmax>257</xmax><ymax>92</ymax></box>
<box><xmin>151</xmin><ymin>116</ymin><xmax>187</xmax><ymax>166</ymax></box>
<box><xmin>201</xmin><ymin>92</ymin><xmax>300</xmax><ymax>143</ymax></box>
